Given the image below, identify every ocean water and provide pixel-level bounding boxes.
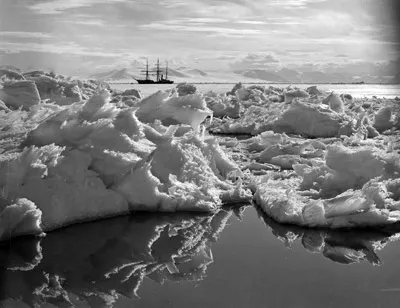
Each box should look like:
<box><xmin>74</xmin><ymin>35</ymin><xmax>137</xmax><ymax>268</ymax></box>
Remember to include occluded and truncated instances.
<box><xmin>112</xmin><ymin>83</ymin><xmax>400</xmax><ymax>99</ymax></box>
<box><xmin>1</xmin><ymin>206</ymin><xmax>400</xmax><ymax>308</ymax></box>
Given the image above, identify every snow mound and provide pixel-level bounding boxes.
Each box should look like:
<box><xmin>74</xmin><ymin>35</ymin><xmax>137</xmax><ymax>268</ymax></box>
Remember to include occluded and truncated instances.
<box><xmin>0</xmin><ymin>198</ymin><xmax>43</xmax><ymax>242</ymax></box>
<box><xmin>25</xmin><ymin>75</ymin><xmax>83</xmax><ymax>105</ymax></box>
<box><xmin>176</xmin><ymin>83</ymin><xmax>198</xmax><ymax>96</ymax></box>
<box><xmin>136</xmin><ymin>90</ymin><xmax>212</xmax><ymax>129</ymax></box>
<box><xmin>323</xmin><ymin>92</ymin><xmax>345</xmax><ymax>113</ymax></box>
<box><xmin>0</xmin><ymin>68</ymin><xmax>25</xmax><ymax>81</ymax></box>
<box><xmin>113</xmin><ymin>133</ymin><xmax>250</xmax><ymax>212</ymax></box>
<box><xmin>1</xmin><ymin>86</ymin><xmax>248</xmax><ymax>241</ymax></box>
<box><xmin>210</xmin><ymin>105</ymin><xmax>284</xmax><ymax>135</ymax></box>
<box><xmin>0</xmin><ymin>144</ymin><xmax>129</xmax><ymax>232</ymax></box>
<box><xmin>374</xmin><ymin>106</ymin><xmax>394</xmax><ymax>133</ymax></box>
<box><xmin>254</xmin><ymin>145</ymin><xmax>400</xmax><ymax>228</ymax></box>
<box><xmin>121</xmin><ymin>88</ymin><xmax>142</xmax><ymax>99</ymax></box>
<box><xmin>206</xmin><ymin>94</ymin><xmax>241</xmax><ymax>118</ymax></box>
<box><xmin>284</xmin><ymin>89</ymin><xmax>309</xmax><ymax>103</ymax></box>
<box><xmin>0</xmin><ymin>80</ymin><xmax>41</xmax><ymax>110</ymax></box>
<box><xmin>272</xmin><ymin>101</ymin><xmax>352</xmax><ymax>137</ymax></box>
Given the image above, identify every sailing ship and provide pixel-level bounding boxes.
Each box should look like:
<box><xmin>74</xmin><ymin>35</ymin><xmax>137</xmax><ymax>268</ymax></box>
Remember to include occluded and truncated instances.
<box><xmin>135</xmin><ymin>59</ymin><xmax>174</xmax><ymax>84</ymax></box>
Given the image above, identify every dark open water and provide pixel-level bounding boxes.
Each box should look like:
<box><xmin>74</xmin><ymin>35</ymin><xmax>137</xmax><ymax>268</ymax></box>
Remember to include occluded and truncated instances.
<box><xmin>1</xmin><ymin>205</ymin><xmax>400</xmax><ymax>308</ymax></box>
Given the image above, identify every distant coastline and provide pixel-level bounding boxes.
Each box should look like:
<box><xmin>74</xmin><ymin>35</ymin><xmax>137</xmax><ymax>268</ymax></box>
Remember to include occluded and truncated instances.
<box><xmin>109</xmin><ymin>81</ymin><xmax>400</xmax><ymax>85</ymax></box>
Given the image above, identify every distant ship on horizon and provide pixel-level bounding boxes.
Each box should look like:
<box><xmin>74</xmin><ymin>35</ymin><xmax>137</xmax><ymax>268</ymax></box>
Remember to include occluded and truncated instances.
<box><xmin>135</xmin><ymin>58</ymin><xmax>174</xmax><ymax>84</ymax></box>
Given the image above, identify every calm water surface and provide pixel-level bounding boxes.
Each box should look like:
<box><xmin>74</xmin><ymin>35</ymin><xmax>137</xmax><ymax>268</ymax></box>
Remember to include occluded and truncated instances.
<box><xmin>112</xmin><ymin>83</ymin><xmax>400</xmax><ymax>99</ymax></box>
<box><xmin>1</xmin><ymin>205</ymin><xmax>400</xmax><ymax>308</ymax></box>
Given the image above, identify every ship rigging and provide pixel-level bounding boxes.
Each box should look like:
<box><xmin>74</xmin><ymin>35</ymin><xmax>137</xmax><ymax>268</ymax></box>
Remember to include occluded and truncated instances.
<box><xmin>135</xmin><ymin>59</ymin><xmax>174</xmax><ymax>84</ymax></box>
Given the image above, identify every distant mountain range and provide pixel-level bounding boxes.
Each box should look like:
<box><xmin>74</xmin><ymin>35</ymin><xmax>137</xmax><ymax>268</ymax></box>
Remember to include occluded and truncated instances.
<box><xmin>88</xmin><ymin>68</ymin><xmax>136</xmax><ymax>81</ymax></box>
<box><xmin>88</xmin><ymin>67</ymin><xmax>213</xmax><ymax>82</ymax></box>
<box><xmin>87</xmin><ymin>66</ymin><xmax>398</xmax><ymax>84</ymax></box>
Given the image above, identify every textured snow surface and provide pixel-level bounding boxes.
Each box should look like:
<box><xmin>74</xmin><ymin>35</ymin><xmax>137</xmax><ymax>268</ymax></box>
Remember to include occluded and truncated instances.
<box><xmin>209</xmin><ymin>83</ymin><xmax>399</xmax><ymax>228</ymax></box>
<box><xmin>0</xmin><ymin>79</ymin><xmax>250</xmax><ymax>241</ymax></box>
<box><xmin>1</xmin><ymin>76</ymin><xmax>399</xmax><ymax>241</ymax></box>
<box><xmin>253</xmin><ymin>136</ymin><xmax>400</xmax><ymax>228</ymax></box>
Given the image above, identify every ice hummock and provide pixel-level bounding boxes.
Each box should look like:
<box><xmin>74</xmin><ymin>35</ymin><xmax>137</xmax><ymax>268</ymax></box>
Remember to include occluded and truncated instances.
<box><xmin>135</xmin><ymin>90</ymin><xmax>212</xmax><ymax>129</ymax></box>
<box><xmin>0</xmin><ymin>198</ymin><xmax>43</xmax><ymax>242</ymax></box>
<box><xmin>1</xmin><ymin>74</ymin><xmax>400</xmax><ymax>242</ymax></box>
<box><xmin>1</xmin><ymin>85</ymin><xmax>249</xmax><ymax>242</ymax></box>
<box><xmin>254</xmin><ymin>145</ymin><xmax>400</xmax><ymax>228</ymax></box>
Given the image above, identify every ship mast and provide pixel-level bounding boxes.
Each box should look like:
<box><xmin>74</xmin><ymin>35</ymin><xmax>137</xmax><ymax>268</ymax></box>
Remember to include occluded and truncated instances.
<box><xmin>166</xmin><ymin>61</ymin><xmax>168</xmax><ymax>80</ymax></box>
<box><xmin>145</xmin><ymin>58</ymin><xmax>149</xmax><ymax>80</ymax></box>
<box><xmin>156</xmin><ymin>58</ymin><xmax>160</xmax><ymax>82</ymax></box>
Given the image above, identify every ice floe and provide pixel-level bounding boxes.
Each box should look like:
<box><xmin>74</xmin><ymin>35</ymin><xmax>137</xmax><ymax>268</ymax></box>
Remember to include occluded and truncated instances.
<box><xmin>1</xmin><ymin>71</ymin><xmax>399</xmax><ymax>242</ymax></box>
<box><xmin>253</xmin><ymin>145</ymin><xmax>400</xmax><ymax>228</ymax></box>
<box><xmin>0</xmin><ymin>77</ymin><xmax>250</xmax><ymax>241</ymax></box>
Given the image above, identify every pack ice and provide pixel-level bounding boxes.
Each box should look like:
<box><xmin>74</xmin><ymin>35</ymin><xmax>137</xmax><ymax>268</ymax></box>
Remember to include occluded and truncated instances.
<box><xmin>211</xmin><ymin>83</ymin><xmax>400</xmax><ymax>228</ymax></box>
<box><xmin>1</xmin><ymin>73</ymin><xmax>400</xmax><ymax>241</ymax></box>
<box><xmin>0</xmin><ymin>75</ymin><xmax>251</xmax><ymax>242</ymax></box>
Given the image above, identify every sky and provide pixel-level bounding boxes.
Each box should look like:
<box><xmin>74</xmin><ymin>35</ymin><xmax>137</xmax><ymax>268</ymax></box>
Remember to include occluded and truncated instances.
<box><xmin>0</xmin><ymin>0</ymin><xmax>399</xmax><ymax>76</ymax></box>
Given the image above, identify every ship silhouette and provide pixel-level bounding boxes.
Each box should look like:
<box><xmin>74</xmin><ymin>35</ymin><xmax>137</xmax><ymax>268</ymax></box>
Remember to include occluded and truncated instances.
<box><xmin>135</xmin><ymin>58</ymin><xmax>174</xmax><ymax>84</ymax></box>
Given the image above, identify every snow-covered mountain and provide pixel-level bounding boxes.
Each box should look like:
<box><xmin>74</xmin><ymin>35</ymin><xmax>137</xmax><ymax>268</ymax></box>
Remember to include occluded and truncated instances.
<box><xmin>165</xmin><ymin>68</ymin><xmax>187</xmax><ymax>78</ymax></box>
<box><xmin>86</xmin><ymin>64</ymin><xmax>400</xmax><ymax>84</ymax></box>
<box><xmin>88</xmin><ymin>68</ymin><xmax>137</xmax><ymax>81</ymax></box>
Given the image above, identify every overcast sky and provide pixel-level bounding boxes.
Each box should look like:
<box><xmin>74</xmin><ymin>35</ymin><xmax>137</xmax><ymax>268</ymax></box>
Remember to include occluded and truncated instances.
<box><xmin>0</xmin><ymin>0</ymin><xmax>399</xmax><ymax>75</ymax></box>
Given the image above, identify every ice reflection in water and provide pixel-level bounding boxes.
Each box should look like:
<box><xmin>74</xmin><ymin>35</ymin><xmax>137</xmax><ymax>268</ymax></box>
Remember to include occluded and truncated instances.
<box><xmin>1</xmin><ymin>204</ymin><xmax>400</xmax><ymax>307</ymax></box>
<box><xmin>256</xmin><ymin>206</ymin><xmax>400</xmax><ymax>266</ymax></box>
<box><xmin>0</xmin><ymin>207</ymin><xmax>236</xmax><ymax>308</ymax></box>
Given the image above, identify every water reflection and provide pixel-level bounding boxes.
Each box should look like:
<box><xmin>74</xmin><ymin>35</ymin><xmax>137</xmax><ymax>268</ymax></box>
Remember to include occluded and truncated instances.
<box><xmin>256</xmin><ymin>206</ymin><xmax>400</xmax><ymax>266</ymax></box>
<box><xmin>0</xmin><ymin>207</ymin><xmax>241</xmax><ymax>308</ymax></box>
<box><xmin>2</xmin><ymin>204</ymin><xmax>400</xmax><ymax>308</ymax></box>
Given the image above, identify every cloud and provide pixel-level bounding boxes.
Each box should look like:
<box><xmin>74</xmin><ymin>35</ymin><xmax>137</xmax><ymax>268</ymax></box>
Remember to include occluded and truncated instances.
<box><xmin>266</xmin><ymin>0</ymin><xmax>328</xmax><ymax>8</ymax></box>
<box><xmin>0</xmin><ymin>31</ymin><xmax>52</xmax><ymax>39</ymax></box>
<box><xmin>140</xmin><ymin>23</ymin><xmax>261</xmax><ymax>35</ymax></box>
<box><xmin>1</xmin><ymin>0</ymin><xmax>397</xmax><ymax>76</ymax></box>
<box><xmin>29</xmin><ymin>0</ymin><xmax>129</xmax><ymax>14</ymax></box>
<box><xmin>0</xmin><ymin>41</ymin><xmax>129</xmax><ymax>58</ymax></box>
<box><xmin>57</xmin><ymin>19</ymin><xmax>105</xmax><ymax>26</ymax></box>
<box><xmin>230</xmin><ymin>53</ymin><xmax>281</xmax><ymax>70</ymax></box>
<box><xmin>236</xmin><ymin>21</ymin><xmax>267</xmax><ymax>25</ymax></box>
<box><xmin>179</xmin><ymin>18</ymin><xmax>229</xmax><ymax>23</ymax></box>
<box><xmin>159</xmin><ymin>0</ymin><xmax>191</xmax><ymax>8</ymax></box>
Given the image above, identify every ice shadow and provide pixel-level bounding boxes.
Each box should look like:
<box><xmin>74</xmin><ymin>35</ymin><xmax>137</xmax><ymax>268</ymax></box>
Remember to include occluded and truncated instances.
<box><xmin>255</xmin><ymin>205</ymin><xmax>400</xmax><ymax>266</ymax></box>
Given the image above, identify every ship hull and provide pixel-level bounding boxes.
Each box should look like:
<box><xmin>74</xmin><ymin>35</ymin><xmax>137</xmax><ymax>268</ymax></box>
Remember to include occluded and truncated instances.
<box><xmin>158</xmin><ymin>79</ymin><xmax>174</xmax><ymax>84</ymax></box>
<box><xmin>136</xmin><ymin>79</ymin><xmax>155</xmax><ymax>84</ymax></box>
<box><xmin>135</xmin><ymin>79</ymin><xmax>174</xmax><ymax>84</ymax></box>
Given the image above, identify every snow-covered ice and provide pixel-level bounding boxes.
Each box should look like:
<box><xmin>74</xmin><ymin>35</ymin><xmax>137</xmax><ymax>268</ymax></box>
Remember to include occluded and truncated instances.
<box><xmin>1</xmin><ymin>73</ymin><xmax>399</xmax><ymax>242</ymax></box>
<box><xmin>0</xmin><ymin>75</ymin><xmax>252</xmax><ymax>241</ymax></box>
